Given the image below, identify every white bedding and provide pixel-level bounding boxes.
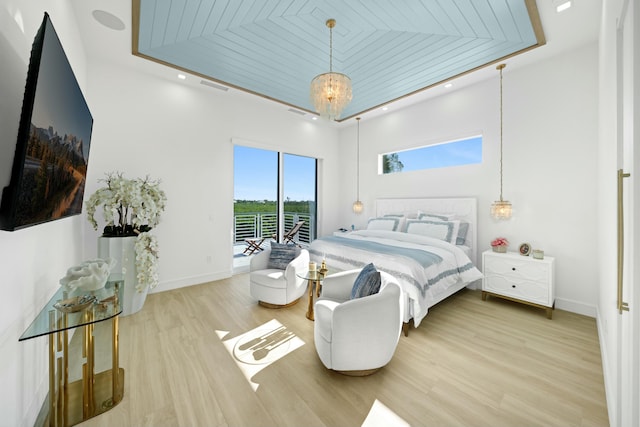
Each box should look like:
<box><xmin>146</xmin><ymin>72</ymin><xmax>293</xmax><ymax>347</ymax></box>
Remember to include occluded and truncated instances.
<box><xmin>309</xmin><ymin>229</ymin><xmax>483</xmax><ymax>327</ymax></box>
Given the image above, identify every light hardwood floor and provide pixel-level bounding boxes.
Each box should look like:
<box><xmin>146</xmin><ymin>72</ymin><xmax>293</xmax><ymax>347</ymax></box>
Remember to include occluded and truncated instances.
<box><xmin>79</xmin><ymin>275</ymin><xmax>609</xmax><ymax>427</ymax></box>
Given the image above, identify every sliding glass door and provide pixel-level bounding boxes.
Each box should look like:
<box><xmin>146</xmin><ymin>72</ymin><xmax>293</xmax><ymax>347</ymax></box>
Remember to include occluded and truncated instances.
<box><xmin>233</xmin><ymin>145</ymin><xmax>316</xmax><ymax>251</ymax></box>
<box><xmin>233</xmin><ymin>146</ymin><xmax>278</xmax><ymax>245</ymax></box>
<box><xmin>282</xmin><ymin>153</ymin><xmax>316</xmax><ymax>244</ymax></box>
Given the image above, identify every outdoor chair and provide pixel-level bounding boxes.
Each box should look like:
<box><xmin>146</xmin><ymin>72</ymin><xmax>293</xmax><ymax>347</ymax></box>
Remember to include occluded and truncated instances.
<box><xmin>243</xmin><ymin>220</ymin><xmax>305</xmax><ymax>255</ymax></box>
<box><xmin>282</xmin><ymin>220</ymin><xmax>305</xmax><ymax>245</ymax></box>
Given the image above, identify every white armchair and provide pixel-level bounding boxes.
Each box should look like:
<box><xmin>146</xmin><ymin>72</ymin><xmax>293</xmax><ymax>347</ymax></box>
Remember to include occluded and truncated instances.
<box><xmin>314</xmin><ymin>269</ymin><xmax>403</xmax><ymax>375</ymax></box>
<box><xmin>249</xmin><ymin>247</ymin><xmax>309</xmax><ymax>308</ymax></box>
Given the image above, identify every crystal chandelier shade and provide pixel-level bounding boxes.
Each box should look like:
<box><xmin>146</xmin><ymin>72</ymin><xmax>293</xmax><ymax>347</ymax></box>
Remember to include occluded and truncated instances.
<box><xmin>491</xmin><ymin>63</ymin><xmax>512</xmax><ymax>220</ymax></box>
<box><xmin>310</xmin><ymin>19</ymin><xmax>352</xmax><ymax>121</ymax></box>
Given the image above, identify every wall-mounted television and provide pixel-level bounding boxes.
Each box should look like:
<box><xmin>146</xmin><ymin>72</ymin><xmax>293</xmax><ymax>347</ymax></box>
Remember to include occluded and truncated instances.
<box><xmin>0</xmin><ymin>12</ymin><xmax>93</xmax><ymax>231</ymax></box>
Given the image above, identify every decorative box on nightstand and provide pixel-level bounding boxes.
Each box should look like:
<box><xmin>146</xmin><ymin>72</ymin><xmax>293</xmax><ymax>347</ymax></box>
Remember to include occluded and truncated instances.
<box><xmin>482</xmin><ymin>250</ymin><xmax>556</xmax><ymax>319</ymax></box>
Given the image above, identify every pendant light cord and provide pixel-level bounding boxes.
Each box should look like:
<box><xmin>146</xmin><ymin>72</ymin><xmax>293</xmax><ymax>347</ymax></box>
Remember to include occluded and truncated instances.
<box><xmin>356</xmin><ymin>117</ymin><xmax>360</xmax><ymax>200</ymax></box>
<box><xmin>498</xmin><ymin>64</ymin><xmax>505</xmax><ymax>202</ymax></box>
<box><xmin>329</xmin><ymin>23</ymin><xmax>333</xmax><ymax>73</ymax></box>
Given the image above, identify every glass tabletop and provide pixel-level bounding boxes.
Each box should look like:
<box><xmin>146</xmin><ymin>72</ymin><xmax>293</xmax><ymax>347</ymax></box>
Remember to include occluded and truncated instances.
<box><xmin>19</xmin><ymin>275</ymin><xmax>124</xmax><ymax>341</ymax></box>
<box><xmin>296</xmin><ymin>268</ymin><xmax>334</xmax><ymax>281</ymax></box>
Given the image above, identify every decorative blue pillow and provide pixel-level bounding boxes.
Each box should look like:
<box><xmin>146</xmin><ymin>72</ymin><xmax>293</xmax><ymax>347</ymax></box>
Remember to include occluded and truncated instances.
<box><xmin>351</xmin><ymin>263</ymin><xmax>382</xmax><ymax>299</ymax></box>
<box><xmin>267</xmin><ymin>242</ymin><xmax>301</xmax><ymax>270</ymax></box>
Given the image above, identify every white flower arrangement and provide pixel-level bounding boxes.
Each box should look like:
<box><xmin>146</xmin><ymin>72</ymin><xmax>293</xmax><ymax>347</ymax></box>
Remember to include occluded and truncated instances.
<box><xmin>135</xmin><ymin>232</ymin><xmax>159</xmax><ymax>292</ymax></box>
<box><xmin>86</xmin><ymin>172</ymin><xmax>167</xmax><ymax>292</ymax></box>
<box><xmin>86</xmin><ymin>172</ymin><xmax>167</xmax><ymax>235</ymax></box>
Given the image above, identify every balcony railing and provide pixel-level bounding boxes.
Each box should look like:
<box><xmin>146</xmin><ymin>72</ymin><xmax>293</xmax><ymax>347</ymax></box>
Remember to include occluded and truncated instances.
<box><xmin>234</xmin><ymin>212</ymin><xmax>314</xmax><ymax>245</ymax></box>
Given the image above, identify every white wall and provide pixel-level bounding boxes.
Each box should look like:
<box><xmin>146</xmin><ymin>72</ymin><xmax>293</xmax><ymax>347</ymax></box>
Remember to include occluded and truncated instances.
<box><xmin>83</xmin><ymin>59</ymin><xmax>342</xmax><ymax>294</ymax></box>
<box><xmin>0</xmin><ymin>1</ymin><xmax>90</xmax><ymax>426</ymax></box>
<box><xmin>338</xmin><ymin>43</ymin><xmax>599</xmax><ymax>316</ymax></box>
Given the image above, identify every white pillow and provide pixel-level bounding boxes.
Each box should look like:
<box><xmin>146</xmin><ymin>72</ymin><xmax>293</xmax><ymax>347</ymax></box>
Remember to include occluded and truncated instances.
<box><xmin>417</xmin><ymin>211</ymin><xmax>455</xmax><ymax>221</ymax></box>
<box><xmin>366</xmin><ymin>217</ymin><xmax>400</xmax><ymax>231</ymax></box>
<box><xmin>383</xmin><ymin>214</ymin><xmax>406</xmax><ymax>232</ymax></box>
<box><xmin>405</xmin><ymin>219</ymin><xmax>460</xmax><ymax>244</ymax></box>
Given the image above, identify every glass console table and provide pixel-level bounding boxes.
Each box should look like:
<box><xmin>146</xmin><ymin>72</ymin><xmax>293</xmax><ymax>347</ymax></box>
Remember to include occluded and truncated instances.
<box><xmin>19</xmin><ymin>276</ymin><xmax>125</xmax><ymax>427</ymax></box>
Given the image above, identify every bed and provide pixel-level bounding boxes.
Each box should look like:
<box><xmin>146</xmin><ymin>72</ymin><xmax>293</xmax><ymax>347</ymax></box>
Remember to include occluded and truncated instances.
<box><xmin>309</xmin><ymin>198</ymin><xmax>483</xmax><ymax>334</ymax></box>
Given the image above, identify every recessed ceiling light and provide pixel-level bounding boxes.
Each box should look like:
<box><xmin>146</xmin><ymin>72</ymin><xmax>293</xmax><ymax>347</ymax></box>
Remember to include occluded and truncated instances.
<box><xmin>556</xmin><ymin>1</ymin><xmax>571</xmax><ymax>12</ymax></box>
<box><xmin>92</xmin><ymin>10</ymin><xmax>125</xmax><ymax>31</ymax></box>
<box><xmin>311</xmin><ymin>116</ymin><xmax>318</xmax><ymax>121</ymax></box>
<box><xmin>444</xmin><ymin>83</ymin><xmax>453</xmax><ymax>88</ymax></box>
<box><xmin>382</xmin><ymin>106</ymin><xmax>388</xmax><ymax>111</ymax></box>
<box><xmin>178</xmin><ymin>74</ymin><xmax>186</xmax><ymax>80</ymax></box>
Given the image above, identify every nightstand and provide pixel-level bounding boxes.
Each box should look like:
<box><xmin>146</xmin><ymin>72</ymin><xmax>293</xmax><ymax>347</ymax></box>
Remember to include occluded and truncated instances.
<box><xmin>481</xmin><ymin>250</ymin><xmax>556</xmax><ymax>319</ymax></box>
<box><xmin>333</xmin><ymin>230</ymin><xmax>352</xmax><ymax>237</ymax></box>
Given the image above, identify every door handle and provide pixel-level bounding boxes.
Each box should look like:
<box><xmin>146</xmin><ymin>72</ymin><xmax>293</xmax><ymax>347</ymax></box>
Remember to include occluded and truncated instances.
<box><xmin>618</xmin><ymin>169</ymin><xmax>630</xmax><ymax>314</ymax></box>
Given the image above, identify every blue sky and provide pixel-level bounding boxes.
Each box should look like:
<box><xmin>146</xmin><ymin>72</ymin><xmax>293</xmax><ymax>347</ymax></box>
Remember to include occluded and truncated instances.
<box><xmin>234</xmin><ymin>146</ymin><xmax>316</xmax><ymax>201</ymax></box>
<box><xmin>388</xmin><ymin>136</ymin><xmax>483</xmax><ymax>173</ymax></box>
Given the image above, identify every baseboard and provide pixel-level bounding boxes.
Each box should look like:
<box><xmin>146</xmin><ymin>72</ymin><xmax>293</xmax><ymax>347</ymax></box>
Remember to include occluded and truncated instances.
<box><xmin>595</xmin><ymin>305</ymin><xmax>616</xmax><ymax>427</ymax></box>
<box><xmin>151</xmin><ymin>271</ymin><xmax>232</xmax><ymax>293</ymax></box>
<box><xmin>555</xmin><ymin>296</ymin><xmax>596</xmax><ymax>317</ymax></box>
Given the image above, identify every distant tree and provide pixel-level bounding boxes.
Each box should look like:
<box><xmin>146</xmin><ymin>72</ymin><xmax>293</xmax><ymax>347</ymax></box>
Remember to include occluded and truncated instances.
<box><xmin>382</xmin><ymin>153</ymin><xmax>404</xmax><ymax>174</ymax></box>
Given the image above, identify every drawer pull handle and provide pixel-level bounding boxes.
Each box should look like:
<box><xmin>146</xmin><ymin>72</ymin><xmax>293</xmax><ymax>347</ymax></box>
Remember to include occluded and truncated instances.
<box><xmin>512</xmin><ymin>285</ymin><xmax>516</xmax><ymax>288</ymax></box>
<box><xmin>512</xmin><ymin>267</ymin><xmax>516</xmax><ymax>271</ymax></box>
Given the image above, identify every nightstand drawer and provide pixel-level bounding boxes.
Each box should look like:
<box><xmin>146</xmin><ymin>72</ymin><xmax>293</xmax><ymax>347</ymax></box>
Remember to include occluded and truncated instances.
<box><xmin>484</xmin><ymin>256</ymin><xmax>551</xmax><ymax>283</ymax></box>
<box><xmin>483</xmin><ymin>274</ymin><xmax>550</xmax><ymax>306</ymax></box>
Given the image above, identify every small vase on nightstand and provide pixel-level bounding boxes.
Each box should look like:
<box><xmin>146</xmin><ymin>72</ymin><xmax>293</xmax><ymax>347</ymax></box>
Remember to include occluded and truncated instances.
<box><xmin>492</xmin><ymin>246</ymin><xmax>507</xmax><ymax>253</ymax></box>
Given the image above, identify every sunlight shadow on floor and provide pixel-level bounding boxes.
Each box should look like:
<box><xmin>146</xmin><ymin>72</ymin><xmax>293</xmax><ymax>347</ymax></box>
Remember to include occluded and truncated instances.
<box><xmin>361</xmin><ymin>399</ymin><xmax>410</xmax><ymax>427</ymax></box>
<box><xmin>215</xmin><ymin>319</ymin><xmax>304</xmax><ymax>391</ymax></box>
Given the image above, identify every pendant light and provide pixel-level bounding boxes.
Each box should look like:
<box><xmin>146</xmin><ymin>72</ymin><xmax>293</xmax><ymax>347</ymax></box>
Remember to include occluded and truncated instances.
<box><xmin>491</xmin><ymin>63</ymin><xmax>512</xmax><ymax>220</ymax></box>
<box><xmin>310</xmin><ymin>19</ymin><xmax>352</xmax><ymax>121</ymax></box>
<box><xmin>352</xmin><ymin>117</ymin><xmax>364</xmax><ymax>214</ymax></box>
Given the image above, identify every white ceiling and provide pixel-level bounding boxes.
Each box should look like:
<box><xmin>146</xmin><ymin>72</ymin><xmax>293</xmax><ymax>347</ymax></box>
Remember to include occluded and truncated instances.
<box><xmin>71</xmin><ymin>0</ymin><xmax>601</xmax><ymax>125</ymax></box>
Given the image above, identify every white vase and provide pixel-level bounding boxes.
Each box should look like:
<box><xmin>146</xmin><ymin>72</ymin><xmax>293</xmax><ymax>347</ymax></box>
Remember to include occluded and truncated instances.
<box><xmin>98</xmin><ymin>235</ymin><xmax>148</xmax><ymax>316</ymax></box>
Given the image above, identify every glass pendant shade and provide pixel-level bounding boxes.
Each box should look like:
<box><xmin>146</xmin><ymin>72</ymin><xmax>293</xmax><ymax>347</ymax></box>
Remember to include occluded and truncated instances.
<box><xmin>352</xmin><ymin>200</ymin><xmax>363</xmax><ymax>214</ymax></box>
<box><xmin>491</xmin><ymin>200</ymin><xmax>512</xmax><ymax>220</ymax></box>
<box><xmin>310</xmin><ymin>19</ymin><xmax>352</xmax><ymax>121</ymax></box>
<box><xmin>310</xmin><ymin>72</ymin><xmax>352</xmax><ymax>120</ymax></box>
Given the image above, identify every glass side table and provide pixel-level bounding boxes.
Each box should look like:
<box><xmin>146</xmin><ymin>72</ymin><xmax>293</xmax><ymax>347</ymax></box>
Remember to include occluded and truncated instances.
<box><xmin>19</xmin><ymin>276</ymin><xmax>125</xmax><ymax>427</ymax></box>
<box><xmin>297</xmin><ymin>267</ymin><xmax>331</xmax><ymax>321</ymax></box>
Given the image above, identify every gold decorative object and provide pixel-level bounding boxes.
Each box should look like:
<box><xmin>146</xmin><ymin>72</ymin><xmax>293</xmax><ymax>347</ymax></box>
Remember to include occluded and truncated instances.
<box><xmin>310</xmin><ymin>19</ymin><xmax>352</xmax><ymax>120</ymax></box>
<box><xmin>319</xmin><ymin>259</ymin><xmax>328</xmax><ymax>277</ymax></box>
<box><xmin>491</xmin><ymin>63</ymin><xmax>513</xmax><ymax>220</ymax></box>
<box><xmin>54</xmin><ymin>295</ymin><xmax>97</xmax><ymax>313</ymax></box>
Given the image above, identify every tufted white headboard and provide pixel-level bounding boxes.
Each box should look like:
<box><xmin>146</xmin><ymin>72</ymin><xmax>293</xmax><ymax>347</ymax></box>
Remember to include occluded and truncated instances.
<box><xmin>375</xmin><ymin>197</ymin><xmax>478</xmax><ymax>266</ymax></box>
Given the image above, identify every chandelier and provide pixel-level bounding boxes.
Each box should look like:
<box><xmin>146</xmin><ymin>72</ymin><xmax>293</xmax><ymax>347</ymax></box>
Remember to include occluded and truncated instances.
<box><xmin>310</xmin><ymin>19</ymin><xmax>352</xmax><ymax>121</ymax></box>
<box><xmin>491</xmin><ymin>63</ymin><xmax>512</xmax><ymax>220</ymax></box>
<box><xmin>353</xmin><ymin>117</ymin><xmax>363</xmax><ymax>214</ymax></box>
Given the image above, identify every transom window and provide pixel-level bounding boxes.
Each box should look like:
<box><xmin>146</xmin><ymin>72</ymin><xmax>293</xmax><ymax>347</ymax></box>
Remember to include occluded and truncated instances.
<box><xmin>379</xmin><ymin>135</ymin><xmax>483</xmax><ymax>174</ymax></box>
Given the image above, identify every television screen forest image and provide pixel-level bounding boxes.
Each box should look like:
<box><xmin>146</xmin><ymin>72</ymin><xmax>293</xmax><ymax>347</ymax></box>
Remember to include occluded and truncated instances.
<box><xmin>14</xmin><ymin>123</ymin><xmax>88</xmax><ymax>227</ymax></box>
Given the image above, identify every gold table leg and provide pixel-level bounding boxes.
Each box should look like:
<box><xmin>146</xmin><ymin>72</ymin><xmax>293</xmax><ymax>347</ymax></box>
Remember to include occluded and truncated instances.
<box><xmin>306</xmin><ymin>279</ymin><xmax>317</xmax><ymax>320</ymax></box>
